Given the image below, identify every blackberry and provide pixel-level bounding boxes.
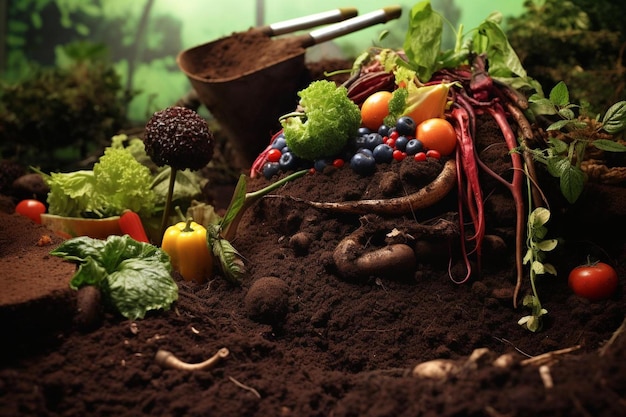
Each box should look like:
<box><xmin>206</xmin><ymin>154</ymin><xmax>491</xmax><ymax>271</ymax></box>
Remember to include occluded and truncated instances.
<box><xmin>144</xmin><ymin>106</ymin><xmax>214</xmax><ymax>171</ymax></box>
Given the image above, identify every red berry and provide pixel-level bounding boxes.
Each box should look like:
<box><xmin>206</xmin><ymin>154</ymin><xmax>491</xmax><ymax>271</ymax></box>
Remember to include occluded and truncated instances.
<box><xmin>389</xmin><ymin>130</ymin><xmax>400</xmax><ymax>140</ymax></box>
<box><xmin>426</xmin><ymin>149</ymin><xmax>441</xmax><ymax>159</ymax></box>
<box><xmin>267</xmin><ymin>148</ymin><xmax>282</xmax><ymax>163</ymax></box>
<box><xmin>332</xmin><ymin>159</ymin><xmax>345</xmax><ymax>168</ymax></box>
<box><xmin>414</xmin><ymin>152</ymin><xmax>427</xmax><ymax>162</ymax></box>
<box><xmin>392</xmin><ymin>150</ymin><xmax>406</xmax><ymax>161</ymax></box>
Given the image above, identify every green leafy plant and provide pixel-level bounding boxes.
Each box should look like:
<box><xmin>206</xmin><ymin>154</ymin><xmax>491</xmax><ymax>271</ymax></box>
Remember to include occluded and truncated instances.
<box><xmin>526</xmin><ymin>81</ymin><xmax>626</xmax><ymax>203</ymax></box>
<box><xmin>50</xmin><ymin>235</ymin><xmax>178</xmax><ymax>320</ymax></box>
<box><xmin>518</xmin><ymin>206</ymin><xmax>558</xmax><ymax>332</ymax></box>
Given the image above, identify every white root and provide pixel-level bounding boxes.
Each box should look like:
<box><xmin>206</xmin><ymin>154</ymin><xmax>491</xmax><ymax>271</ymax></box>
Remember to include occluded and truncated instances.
<box><xmin>155</xmin><ymin>347</ymin><xmax>229</xmax><ymax>371</ymax></box>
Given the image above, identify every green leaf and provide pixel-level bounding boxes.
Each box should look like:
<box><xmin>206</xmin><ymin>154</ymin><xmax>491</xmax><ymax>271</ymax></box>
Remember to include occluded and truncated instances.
<box><xmin>601</xmin><ymin>101</ymin><xmax>626</xmax><ymax>134</ymax></box>
<box><xmin>536</xmin><ymin>239</ymin><xmax>558</xmax><ymax>252</ymax></box>
<box><xmin>211</xmin><ymin>237</ymin><xmax>246</xmax><ymax>284</ymax></box>
<box><xmin>530</xmin><ymin>207</ymin><xmax>551</xmax><ymax>228</ymax></box>
<box><xmin>472</xmin><ymin>16</ymin><xmax>527</xmax><ymax>78</ymax></box>
<box><xmin>560</xmin><ymin>165</ymin><xmax>586</xmax><ymax>204</ymax></box>
<box><xmin>51</xmin><ymin>235</ymin><xmax>176</xmax><ymax>319</ymax></box>
<box><xmin>547</xmin><ymin>137</ymin><xmax>569</xmax><ymax>154</ymax></box>
<box><xmin>546</xmin><ymin>156</ymin><xmax>570</xmax><ymax>178</ymax></box>
<box><xmin>220</xmin><ymin>174</ymin><xmax>248</xmax><ymax>230</ymax></box>
<box><xmin>529</xmin><ymin>97</ymin><xmax>557</xmax><ymax>115</ymax></box>
<box><xmin>402</xmin><ymin>1</ymin><xmax>443</xmax><ymax>82</ymax></box>
<box><xmin>107</xmin><ymin>257</ymin><xmax>178</xmax><ymax>320</ymax></box>
<box><xmin>546</xmin><ymin>119</ymin><xmax>573</xmax><ymax>131</ymax></box>
<box><xmin>531</xmin><ymin>260</ymin><xmax>545</xmax><ymax>274</ymax></box>
<box><xmin>543</xmin><ymin>263</ymin><xmax>558</xmax><ymax>276</ymax></box>
<box><xmin>593</xmin><ymin>139</ymin><xmax>626</xmax><ymax>152</ymax></box>
<box><xmin>549</xmin><ymin>81</ymin><xmax>570</xmax><ymax>106</ymax></box>
<box><xmin>558</xmin><ymin>107</ymin><xmax>575</xmax><ymax>121</ymax></box>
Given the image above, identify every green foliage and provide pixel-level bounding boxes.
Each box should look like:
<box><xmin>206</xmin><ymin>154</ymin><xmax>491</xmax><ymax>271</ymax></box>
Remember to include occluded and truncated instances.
<box><xmin>280</xmin><ymin>80</ymin><xmax>361</xmax><ymax>161</ymax></box>
<box><xmin>50</xmin><ymin>234</ymin><xmax>177</xmax><ymax>320</ymax></box>
<box><xmin>526</xmin><ymin>82</ymin><xmax>626</xmax><ymax>203</ymax></box>
<box><xmin>0</xmin><ymin>45</ymin><xmax>134</xmax><ymax>170</ymax></box>
<box><xmin>506</xmin><ymin>0</ymin><xmax>626</xmax><ymax>114</ymax></box>
<box><xmin>518</xmin><ymin>207</ymin><xmax>558</xmax><ymax>332</ymax></box>
<box><xmin>40</xmin><ymin>144</ymin><xmax>157</xmax><ymax>218</ymax></box>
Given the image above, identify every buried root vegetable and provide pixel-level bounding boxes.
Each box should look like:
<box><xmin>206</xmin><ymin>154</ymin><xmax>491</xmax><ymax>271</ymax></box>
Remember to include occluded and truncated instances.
<box><xmin>332</xmin><ymin>214</ymin><xmax>458</xmax><ymax>280</ymax></box>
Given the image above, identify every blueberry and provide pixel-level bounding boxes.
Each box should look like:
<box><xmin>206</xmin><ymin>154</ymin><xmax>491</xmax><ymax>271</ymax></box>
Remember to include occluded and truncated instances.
<box><xmin>358</xmin><ymin>127</ymin><xmax>371</xmax><ymax>136</ymax></box>
<box><xmin>271</xmin><ymin>135</ymin><xmax>287</xmax><ymax>150</ymax></box>
<box><xmin>373</xmin><ymin>144</ymin><xmax>393</xmax><ymax>163</ymax></box>
<box><xmin>279</xmin><ymin>151</ymin><xmax>299</xmax><ymax>171</ymax></box>
<box><xmin>378</xmin><ymin>124</ymin><xmax>391</xmax><ymax>137</ymax></box>
<box><xmin>363</xmin><ymin>133</ymin><xmax>383</xmax><ymax>150</ymax></box>
<box><xmin>396</xmin><ymin>116</ymin><xmax>416</xmax><ymax>136</ymax></box>
<box><xmin>350</xmin><ymin>152</ymin><xmax>376</xmax><ymax>176</ymax></box>
<box><xmin>350</xmin><ymin>135</ymin><xmax>367</xmax><ymax>151</ymax></box>
<box><xmin>356</xmin><ymin>148</ymin><xmax>373</xmax><ymax>157</ymax></box>
<box><xmin>263</xmin><ymin>162</ymin><xmax>280</xmax><ymax>179</ymax></box>
<box><xmin>395</xmin><ymin>135</ymin><xmax>409</xmax><ymax>151</ymax></box>
<box><xmin>314</xmin><ymin>159</ymin><xmax>329</xmax><ymax>172</ymax></box>
<box><xmin>281</xmin><ymin>146</ymin><xmax>290</xmax><ymax>154</ymax></box>
<box><xmin>405</xmin><ymin>138</ymin><xmax>424</xmax><ymax>155</ymax></box>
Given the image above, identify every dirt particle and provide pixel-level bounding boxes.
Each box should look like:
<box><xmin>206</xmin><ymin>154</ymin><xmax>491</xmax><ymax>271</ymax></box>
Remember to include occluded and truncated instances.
<box><xmin>244</xmin><ymin>276</ymin><xmax>290</xmax><ymax>325</ymax></box>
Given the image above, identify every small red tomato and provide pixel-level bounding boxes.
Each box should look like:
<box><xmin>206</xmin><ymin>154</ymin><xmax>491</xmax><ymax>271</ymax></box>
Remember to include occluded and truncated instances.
<box><xmin>15</xmin><ymin>199</ymin><xmax>46</xmax><ymax>224</ymax></box>
<box><xmin>266</xmin><ymin>148</ymin><xmax>282</xmax><ymax>163</ymax></box>
<box><xmin>568</xmin><ymin>262</ymin><xmax>619</xmax><ymax>301</ymax></box>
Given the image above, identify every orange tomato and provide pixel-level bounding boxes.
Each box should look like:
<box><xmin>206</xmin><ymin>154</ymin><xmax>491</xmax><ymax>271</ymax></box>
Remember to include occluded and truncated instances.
<box><xmin>416</xmin><ymin>118</ymin><xmax>457</xmax><ymax>156</ymax></box>
<box><xmin>360</xmin><ymin>91</ymin><xmax>392</xmax><ymax>131</ymax></box>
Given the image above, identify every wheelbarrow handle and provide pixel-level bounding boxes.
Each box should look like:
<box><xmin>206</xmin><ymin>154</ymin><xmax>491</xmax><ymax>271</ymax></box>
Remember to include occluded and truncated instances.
<box><xmin>300</xmin><ymin>5</ymin><xmax>402</xmax><ymax>48</ymax></box>
<box><xmin>258</xmin><ymin>8</ymin><xmax>359</xmax><ymax>37</ymax></box>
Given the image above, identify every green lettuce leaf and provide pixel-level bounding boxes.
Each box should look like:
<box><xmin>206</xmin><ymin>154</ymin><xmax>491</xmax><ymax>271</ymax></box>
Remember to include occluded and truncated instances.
<box><xmin>51</xmin><ymin>235</ymin><xmax>177</xmax><ymax>320</ymax></box>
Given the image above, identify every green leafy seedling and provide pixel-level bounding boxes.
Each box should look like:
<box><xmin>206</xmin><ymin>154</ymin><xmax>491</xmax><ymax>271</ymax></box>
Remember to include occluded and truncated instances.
<box><xmin>518</xmin><ymin>207</ymin><xmax>558</xmax><ymax>332</ymax></box>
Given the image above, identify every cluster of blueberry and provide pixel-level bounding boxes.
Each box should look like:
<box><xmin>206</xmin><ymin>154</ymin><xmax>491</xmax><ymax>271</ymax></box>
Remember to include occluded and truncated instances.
<box><xmin>262</xmin><ymin>116</ymin><xmax>442</xmax><ymax>179</ymax></box>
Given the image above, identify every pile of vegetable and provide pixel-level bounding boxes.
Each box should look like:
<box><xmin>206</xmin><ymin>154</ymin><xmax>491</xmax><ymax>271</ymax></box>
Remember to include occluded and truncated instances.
<box><xmin>22</xmin><ymin>1</ymin><xmax>625</xmax><ymax>331</ymax></box>
<box><xmin>248</xmin><ymin>0</ymin><xmax>626</xmax><ymax>332</ymax></box>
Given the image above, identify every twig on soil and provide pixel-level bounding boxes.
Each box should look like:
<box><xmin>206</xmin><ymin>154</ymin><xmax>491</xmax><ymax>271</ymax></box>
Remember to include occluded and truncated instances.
<box><xmin>155</xmin><ymin>347</ymin><xmax>229</xmax><ymax>371</ymax></box>
<box><xmin>228</xmin><ymin>376</ymin><xmax>262</xmax><ymax>398</ymax></box>
<box><xmin>599</xmin><ymin>317</ymin><xmax>626</xmax><ymax>357</ymax></box>
<box><xmin>520</xmin><ymin>345</ymin><xmax>581</xmax><ymax>367</ymax></box>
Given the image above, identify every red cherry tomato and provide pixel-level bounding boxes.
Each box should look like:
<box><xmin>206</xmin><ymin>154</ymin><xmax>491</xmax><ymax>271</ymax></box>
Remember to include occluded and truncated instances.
<box><xmin>15</xmin><ymin>199</ymin><xmax>46</xmax><ymax>224</ymax></box>
<box><xmin>266</xmin><ymin>148</ymin><xmax>282</xmax><ymax>163</ymax></box>
<box><xmin>568</xmin><ymin>262</ymin><xmax>618</xmax><ymax>301</ymax></box>
<box><xmin>416</xmin><ymin>118</ymin><xmax>457</xmax><ymax>156</ymax></box>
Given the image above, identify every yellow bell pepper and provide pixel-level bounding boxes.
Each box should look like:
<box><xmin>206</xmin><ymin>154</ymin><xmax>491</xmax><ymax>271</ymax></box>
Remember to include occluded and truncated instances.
<box><xmin>161</xmin><ymin>218</ymin><xmax>213</xmax><ymax>283</ymax></box>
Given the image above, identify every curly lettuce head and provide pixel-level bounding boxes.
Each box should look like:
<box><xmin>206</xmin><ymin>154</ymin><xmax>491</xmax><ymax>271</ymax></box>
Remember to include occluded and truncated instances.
<box><xmin>281</xmin><ymin>80</ymin><xmax>361</xmax><ymax>161</ymax></box>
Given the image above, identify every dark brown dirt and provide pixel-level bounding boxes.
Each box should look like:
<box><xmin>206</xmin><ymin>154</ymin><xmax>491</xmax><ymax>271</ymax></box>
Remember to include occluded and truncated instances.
<box><xmin>2</xmin><ymin>26</ymin><xmax>626</xmax><ymax>417</ymax></box>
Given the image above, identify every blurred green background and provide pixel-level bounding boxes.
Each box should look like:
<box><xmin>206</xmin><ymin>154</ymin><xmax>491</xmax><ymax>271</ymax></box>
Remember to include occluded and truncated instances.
<box><xmin>0</xmin><ymin>0</ymin><xmax>525</xmax><ymax>123</ymax></box>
